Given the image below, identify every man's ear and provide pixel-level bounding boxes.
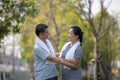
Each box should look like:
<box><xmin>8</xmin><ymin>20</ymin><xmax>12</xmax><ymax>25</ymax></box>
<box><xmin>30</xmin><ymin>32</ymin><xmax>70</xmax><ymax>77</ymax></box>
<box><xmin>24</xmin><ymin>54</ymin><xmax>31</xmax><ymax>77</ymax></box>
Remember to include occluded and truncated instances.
<box><xmin>39</xmin><ymin>33</ymin><xmax>41</xmax><ymax>37</ymax></box>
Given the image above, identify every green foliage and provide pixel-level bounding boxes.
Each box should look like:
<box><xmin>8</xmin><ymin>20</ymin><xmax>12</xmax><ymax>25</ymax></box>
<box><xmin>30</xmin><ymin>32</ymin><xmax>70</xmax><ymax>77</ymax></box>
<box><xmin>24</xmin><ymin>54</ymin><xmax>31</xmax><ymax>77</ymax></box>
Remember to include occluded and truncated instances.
<box><xmin>93</xmin><ymin>9</ymin><xmax>119</xmax><ymax>65</ymax></box>
<box><xmin>20</xmin><ymin>17</ymin><xmax>36</xmax><ymax>64</ymax></box>
<box><xmin>81</xmin><ymin>28</ymin><xmax>94</xmax><ymax>68</ymax></box>
<box><xmin>58</xmin><ymin>32</ymin><xmax>68</xmax><ymax>51</ymax></box>
<box><xmin>0</xmin><ymin>0</ymin><xmax>36</xmax><ymax>40</ymax></box>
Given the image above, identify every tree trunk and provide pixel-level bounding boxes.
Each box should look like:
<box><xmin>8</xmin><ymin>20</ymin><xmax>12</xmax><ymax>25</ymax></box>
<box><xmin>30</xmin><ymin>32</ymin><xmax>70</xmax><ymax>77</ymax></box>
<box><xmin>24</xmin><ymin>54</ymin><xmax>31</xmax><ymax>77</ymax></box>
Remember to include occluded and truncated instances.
<box><xmin>30</xmin><ymin>55</ymin><xmax>35</xmax><ymax>80</ymax></box>
<box><xmin>93</xmin><ymin>35</ymin><xmax>112</xmax><ymax>80</ymax></box>
<box><xmin>93</xmin><ymin>35</ymin><xmax>102</xmax><ymax>80</ymax></box>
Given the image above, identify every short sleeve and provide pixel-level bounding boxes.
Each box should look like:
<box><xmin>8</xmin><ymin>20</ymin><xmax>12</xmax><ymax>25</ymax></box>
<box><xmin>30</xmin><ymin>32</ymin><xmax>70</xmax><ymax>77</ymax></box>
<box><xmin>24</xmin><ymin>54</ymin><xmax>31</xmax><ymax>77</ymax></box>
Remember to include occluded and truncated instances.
<box><xmin>74</xmin><ymin>45</ymin><xmax>83</xmax><ymax>60</ymax></box>
<box><xmin>34</xmin><ymin>45</ymin><xmax>50</xmax><ymax>60</ymax></box>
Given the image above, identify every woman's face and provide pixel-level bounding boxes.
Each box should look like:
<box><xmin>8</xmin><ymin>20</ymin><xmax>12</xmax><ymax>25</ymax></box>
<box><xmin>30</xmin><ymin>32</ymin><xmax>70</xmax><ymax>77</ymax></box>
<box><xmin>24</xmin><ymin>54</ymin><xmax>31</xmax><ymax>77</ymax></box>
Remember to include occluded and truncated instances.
<box><xmin>39</xmin><ymin>28</ymin><xmax>49</xmax><ymax>40</ymax></box>
<box><xmin>68</xmin><ymin>28</ymin><xmax>78</xmax><ymax>42</ymax></box>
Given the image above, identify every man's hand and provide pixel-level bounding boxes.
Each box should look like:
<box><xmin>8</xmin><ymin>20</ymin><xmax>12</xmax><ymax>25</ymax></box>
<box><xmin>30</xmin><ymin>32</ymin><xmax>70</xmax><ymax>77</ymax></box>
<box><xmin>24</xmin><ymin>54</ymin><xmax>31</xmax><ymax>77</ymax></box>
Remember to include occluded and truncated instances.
<box><xmin>55</xmin><ymin>52</ymin><xmax>61</xmax><ymax>57</ymax></box>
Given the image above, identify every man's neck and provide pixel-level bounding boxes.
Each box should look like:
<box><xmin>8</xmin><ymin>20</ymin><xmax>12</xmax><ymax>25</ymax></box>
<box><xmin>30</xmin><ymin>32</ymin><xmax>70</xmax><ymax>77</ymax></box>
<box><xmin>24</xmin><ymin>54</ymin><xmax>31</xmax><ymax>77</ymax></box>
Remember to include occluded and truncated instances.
<box><xmin>39</xmin><ymin>37</ymin><xmax>46</xmax><ymax>44</ymax></box>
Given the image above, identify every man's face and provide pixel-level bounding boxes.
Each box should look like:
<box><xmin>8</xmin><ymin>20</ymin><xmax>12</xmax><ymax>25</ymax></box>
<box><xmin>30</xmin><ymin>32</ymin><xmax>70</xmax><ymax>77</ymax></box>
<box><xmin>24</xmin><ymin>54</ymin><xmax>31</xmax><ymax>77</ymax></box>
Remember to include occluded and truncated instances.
<box><xmin>39</xmin><ymin>28</ymin><xmax>49</xmax><ymax>40</ymax></box>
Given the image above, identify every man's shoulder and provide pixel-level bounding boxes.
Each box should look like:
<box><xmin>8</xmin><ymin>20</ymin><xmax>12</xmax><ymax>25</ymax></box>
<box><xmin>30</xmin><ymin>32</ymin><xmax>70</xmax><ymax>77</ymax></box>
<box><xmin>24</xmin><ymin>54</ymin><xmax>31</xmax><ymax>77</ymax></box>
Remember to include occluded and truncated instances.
<box><xmin>34</xmin><ymin>43</ymin><xmax>39</xmax><ymax>50</ymax></box>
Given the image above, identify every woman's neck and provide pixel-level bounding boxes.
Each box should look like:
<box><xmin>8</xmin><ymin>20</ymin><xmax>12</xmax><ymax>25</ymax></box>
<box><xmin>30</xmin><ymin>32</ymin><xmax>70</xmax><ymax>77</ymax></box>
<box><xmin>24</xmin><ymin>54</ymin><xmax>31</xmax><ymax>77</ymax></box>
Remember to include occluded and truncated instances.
<box><xmin>70</xmin><ymin>40</ymin><xmax>78</xmax><ymax>46</ymax></box>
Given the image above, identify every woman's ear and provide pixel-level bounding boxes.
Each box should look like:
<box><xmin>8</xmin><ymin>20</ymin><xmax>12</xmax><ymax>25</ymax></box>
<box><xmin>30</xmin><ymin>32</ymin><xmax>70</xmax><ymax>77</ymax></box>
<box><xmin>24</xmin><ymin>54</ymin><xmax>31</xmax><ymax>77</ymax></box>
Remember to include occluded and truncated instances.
<box><xmin>76</xmin><ymin>35</ymin><xmax>79</xmax><ymax>39</ymax></box>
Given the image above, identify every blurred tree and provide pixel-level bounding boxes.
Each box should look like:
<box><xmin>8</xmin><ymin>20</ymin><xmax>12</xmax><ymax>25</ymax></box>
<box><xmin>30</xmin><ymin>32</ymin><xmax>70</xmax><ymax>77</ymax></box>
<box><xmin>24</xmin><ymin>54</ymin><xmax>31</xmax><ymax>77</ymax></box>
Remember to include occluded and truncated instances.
<box><xmin>20</xmin><ymin>18</ymin><xmax>36</xmax><ymax>80</ymax></box>
<box><xmin>0</xmin><ymin>0</ymin><xmax>36</xmax><ymax>40</ymax></box>
<box><xmin>95</xmin><ymin>11</ymin><xmax>119</xmax><ymax>64</ymax></box>
<box><xmin>0</xmin><ymin>0</ymin><xmax>36</xmax><ymax>79</ymax></box>
<box><xmin>73</xmin><ymin>0</ymin><xmax>119</xmax><ymax>80</ymax></box>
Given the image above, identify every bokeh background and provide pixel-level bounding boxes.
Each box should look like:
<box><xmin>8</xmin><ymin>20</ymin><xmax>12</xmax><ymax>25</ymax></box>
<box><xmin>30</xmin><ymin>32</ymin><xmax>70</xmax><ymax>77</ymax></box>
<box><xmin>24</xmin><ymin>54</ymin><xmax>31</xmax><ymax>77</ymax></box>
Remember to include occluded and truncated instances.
<box><xmin>0</xmin><ymin>0</ymin><xmax>120</xmax><ymax>80</ymax></box>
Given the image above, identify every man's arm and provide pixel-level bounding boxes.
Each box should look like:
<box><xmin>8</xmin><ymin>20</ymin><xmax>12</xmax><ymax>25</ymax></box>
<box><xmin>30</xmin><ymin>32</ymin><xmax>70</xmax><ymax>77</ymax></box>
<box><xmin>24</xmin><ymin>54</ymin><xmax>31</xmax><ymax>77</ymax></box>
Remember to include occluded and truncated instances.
<box><xmin>46</xmin><ymin>55</ymin><xmax>61</xmax><ymax>63</ymax></box>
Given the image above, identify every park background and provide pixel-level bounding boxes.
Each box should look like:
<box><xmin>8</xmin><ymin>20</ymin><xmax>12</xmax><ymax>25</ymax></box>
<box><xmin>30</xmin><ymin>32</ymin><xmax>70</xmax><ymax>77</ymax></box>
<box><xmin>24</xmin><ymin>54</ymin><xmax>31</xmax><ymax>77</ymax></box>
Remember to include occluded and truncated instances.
<box><xmin>0</xmin><ymin>0</ymin><xmax>120</xmax><ymax>80</ymax></box>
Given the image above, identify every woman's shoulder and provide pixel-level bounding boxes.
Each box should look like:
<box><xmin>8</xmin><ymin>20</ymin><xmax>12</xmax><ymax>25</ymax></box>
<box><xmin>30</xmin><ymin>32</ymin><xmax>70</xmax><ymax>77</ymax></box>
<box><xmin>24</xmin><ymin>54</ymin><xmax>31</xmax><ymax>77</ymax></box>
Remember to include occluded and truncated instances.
<box><xmin>76</xmin><ymin>45</ymin><xmax>82</xmax><ymax>51</ymax></box>
<box><xmin>63</xmin><ymin>42</ymin><xmax>71</xmax><ymax>47</ymax></box>
<box><xmin>65</xmin><ymin>42</ymin><xmax>71</xmax><ymax>45</ymax></box>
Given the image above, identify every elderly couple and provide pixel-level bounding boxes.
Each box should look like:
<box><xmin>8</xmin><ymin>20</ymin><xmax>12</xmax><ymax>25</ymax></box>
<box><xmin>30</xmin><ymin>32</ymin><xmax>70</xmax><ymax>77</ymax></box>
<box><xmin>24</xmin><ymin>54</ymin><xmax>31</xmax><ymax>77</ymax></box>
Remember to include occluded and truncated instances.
<box><xmin>34</xmin><ymin>23</ymin><xmax>84</xmax><ymax>80</ymax></box>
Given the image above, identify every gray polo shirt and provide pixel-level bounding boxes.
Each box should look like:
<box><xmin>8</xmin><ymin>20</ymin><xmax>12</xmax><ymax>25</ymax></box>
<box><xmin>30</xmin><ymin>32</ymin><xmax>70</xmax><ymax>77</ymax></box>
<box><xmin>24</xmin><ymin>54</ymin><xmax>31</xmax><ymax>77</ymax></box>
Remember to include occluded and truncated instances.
<box><xmin>34</xmin><ymin>42</ymin><xmax>58</xmax><ymax>80</ymax></box>
<box><xmin>61</xmin><ymin>43</ymin><xmax>83</xmax><ymax>80</ymax></box>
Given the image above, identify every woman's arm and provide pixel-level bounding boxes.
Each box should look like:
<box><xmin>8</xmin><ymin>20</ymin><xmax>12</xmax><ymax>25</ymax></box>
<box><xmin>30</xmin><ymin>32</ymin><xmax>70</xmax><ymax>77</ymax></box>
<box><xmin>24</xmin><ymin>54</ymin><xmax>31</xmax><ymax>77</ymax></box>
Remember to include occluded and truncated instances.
<box><xmin>60</xmin><ymin>58</ymin><xmax>80</xmax><ymax>70</ymax></box>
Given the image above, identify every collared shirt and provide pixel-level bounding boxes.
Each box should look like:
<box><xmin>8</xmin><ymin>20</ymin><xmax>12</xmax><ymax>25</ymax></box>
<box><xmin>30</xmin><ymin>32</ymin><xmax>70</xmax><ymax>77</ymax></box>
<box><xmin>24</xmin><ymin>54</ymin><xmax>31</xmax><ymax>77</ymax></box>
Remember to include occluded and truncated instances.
<box><xmin>61</xmin><ymin>43</ymin><xmax>83</xmax><ymax>80</ymax></box>
<box><xmin>34</xmin><ymin>42</ymin><xmax>58</xmax><ymax>80</ymax></box>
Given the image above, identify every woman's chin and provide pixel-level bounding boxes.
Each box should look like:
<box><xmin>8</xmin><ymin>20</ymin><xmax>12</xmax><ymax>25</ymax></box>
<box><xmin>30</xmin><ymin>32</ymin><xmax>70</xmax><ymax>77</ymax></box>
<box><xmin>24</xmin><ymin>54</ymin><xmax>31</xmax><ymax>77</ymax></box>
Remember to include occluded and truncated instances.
<box><xmin>68</xmin><ymin>39</ymin><xmax>71</xmax><ymax>42</ymax></box>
